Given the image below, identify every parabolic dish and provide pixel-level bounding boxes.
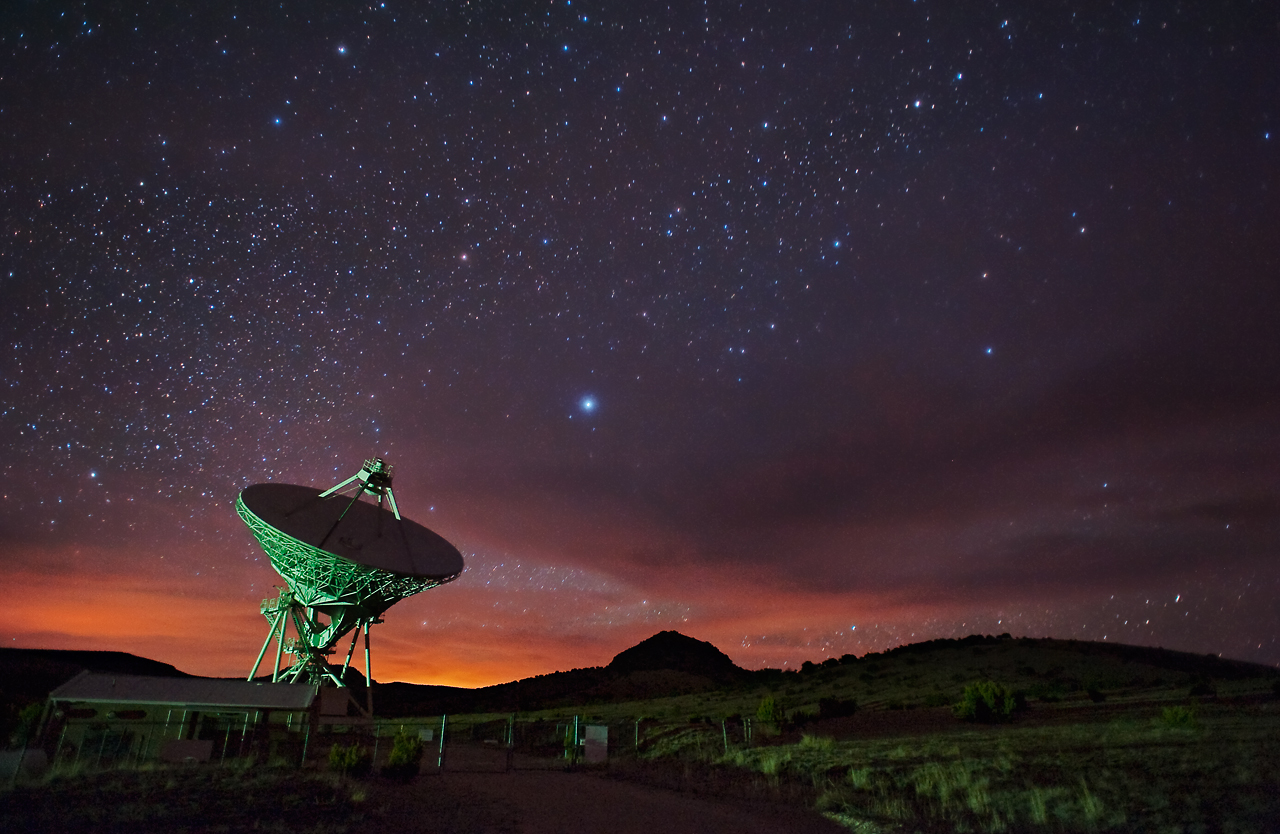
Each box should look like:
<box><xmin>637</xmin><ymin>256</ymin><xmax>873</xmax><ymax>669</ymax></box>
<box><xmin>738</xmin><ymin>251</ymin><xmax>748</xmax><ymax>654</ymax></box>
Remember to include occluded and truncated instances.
<box><xmin>238</xmin><ymin>482</ymin><xmax>464</xmax><ymax>579</ymax></box>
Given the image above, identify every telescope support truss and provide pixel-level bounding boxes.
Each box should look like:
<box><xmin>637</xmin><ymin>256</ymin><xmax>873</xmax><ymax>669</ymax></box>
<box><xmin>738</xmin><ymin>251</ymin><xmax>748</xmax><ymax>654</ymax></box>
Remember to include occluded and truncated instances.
<box><xmin>247</xmin><ymin>589</ymin><xmax>379</xmax><ymax>715</ymax></box>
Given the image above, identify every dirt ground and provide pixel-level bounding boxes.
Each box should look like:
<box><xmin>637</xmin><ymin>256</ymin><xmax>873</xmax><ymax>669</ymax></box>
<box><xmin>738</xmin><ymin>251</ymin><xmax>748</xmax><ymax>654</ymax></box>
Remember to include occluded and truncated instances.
<box><xmin>394</xmin><ymin>769</ymin><xmax>850</xmax><ymax>834</ymax></box>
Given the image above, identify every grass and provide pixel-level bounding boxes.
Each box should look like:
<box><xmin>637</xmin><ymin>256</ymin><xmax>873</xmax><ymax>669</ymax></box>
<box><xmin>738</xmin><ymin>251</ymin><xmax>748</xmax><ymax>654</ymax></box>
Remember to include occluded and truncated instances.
<box><xmin>1</xmin><ymin>766</ymin><xmax>372</xmax><ymax>833</ymax></box>
<box><xmin>717</xmin><ymin>709</ymin><xmax>1280</xmax><ymax>832</ymax></box>
<box><xmin>0</xmin><ymin>759</ymin><xmax>514</xmax><ymax>833</ymax></box>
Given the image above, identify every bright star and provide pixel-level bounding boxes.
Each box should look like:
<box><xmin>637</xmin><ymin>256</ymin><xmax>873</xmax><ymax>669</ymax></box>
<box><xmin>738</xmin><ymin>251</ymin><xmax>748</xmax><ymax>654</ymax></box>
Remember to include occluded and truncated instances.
<box><xmin>580</xmin><ymin>396</ymin><xmax>596</xmax><ymax>412</ymax></box>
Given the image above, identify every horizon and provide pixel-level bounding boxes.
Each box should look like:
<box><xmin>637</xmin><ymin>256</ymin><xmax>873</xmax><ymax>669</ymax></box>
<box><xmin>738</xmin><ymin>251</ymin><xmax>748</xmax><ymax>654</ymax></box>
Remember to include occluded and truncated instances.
<box><xmin>3</xmin><ymin>2</ymin><xmax>1277</xmax><ymax>687</ymax></box>
<box><xmin>9</xmin><ymin>628</ymin><xmax>1275</xmax><ymax>692</ymax></box>
<box><xmin>7</xmin><ymin>622</ymin><xmax>1276</xmax><ymax>692</ymax></box>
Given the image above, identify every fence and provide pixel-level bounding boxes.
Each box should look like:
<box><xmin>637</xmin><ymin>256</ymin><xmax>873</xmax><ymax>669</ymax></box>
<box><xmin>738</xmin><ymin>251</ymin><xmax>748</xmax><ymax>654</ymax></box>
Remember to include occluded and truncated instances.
<box><xmin>8</xmin><ymin>712</ymin><xmax>761</xmax><ymax>780</ymax></box>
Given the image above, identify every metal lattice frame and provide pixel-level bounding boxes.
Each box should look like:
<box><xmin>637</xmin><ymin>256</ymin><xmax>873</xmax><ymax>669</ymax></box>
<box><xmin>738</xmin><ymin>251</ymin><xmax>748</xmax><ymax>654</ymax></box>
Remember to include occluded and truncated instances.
<box><xmin>237</xmin><ymin>487</ymin><xmax>459</xmax><ymax>704</ymax></box>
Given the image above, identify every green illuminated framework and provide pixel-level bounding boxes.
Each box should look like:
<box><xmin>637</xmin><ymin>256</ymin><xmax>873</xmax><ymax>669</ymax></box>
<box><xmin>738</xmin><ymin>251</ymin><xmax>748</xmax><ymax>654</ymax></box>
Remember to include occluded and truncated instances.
<box><xmin>236</xmin><ymin>461</ymin><xmax>457</xmax><ymax>714</ymax></box>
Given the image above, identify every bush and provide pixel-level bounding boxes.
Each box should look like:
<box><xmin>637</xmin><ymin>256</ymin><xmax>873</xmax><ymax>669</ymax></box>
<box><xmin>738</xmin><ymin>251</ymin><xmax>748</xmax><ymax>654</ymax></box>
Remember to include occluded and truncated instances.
<box><xmin>8</xmin><ymin>702</ymin><xmax>43</xmax><ymax>747</ymax></box>
<box><xmin>1188</xmin><ymin>679</ymin><xmax>1217</xmax><ymax>698</ymax></box>
<box><xmin>818</xmin><ymin>697</ymin><xmax>859</xmax><ymax>719</ymax></box>
<box><xmin>923</xmin><ymin>691</ymin><xmax>950</xmax><ymax>708</ymax></box>
<box><xmin>756</xmin><ymin>695</ymin><xmax>785</xmax><ymax>730</ymax></box>
<box><xmin>1161</xmin><ymin>705</ymin><xmax>1198</xmax><ymax>729</ymax></box>
<box><xmin>381</xmin><ymin>727</ymin><xmax>423</xmax><ymax>781</ymax></box>
<box><xmin>953</xmin><ymin>681</ymin><xmax>1017</xmax><ymax>723</ymax></box>
<box><xmin>799</xmin><ymin>733</ymin><xmax>835</xmax><ymax>751</ymax></box>
<box><xmin>327</xmin><ymin>743</ymin><xmax>370</xmax><ymax>777</ymax></box>
<box><xmin>790</xmin><ymin>709</ymin><xmax>817</xmax><ymax>728</ymax></box>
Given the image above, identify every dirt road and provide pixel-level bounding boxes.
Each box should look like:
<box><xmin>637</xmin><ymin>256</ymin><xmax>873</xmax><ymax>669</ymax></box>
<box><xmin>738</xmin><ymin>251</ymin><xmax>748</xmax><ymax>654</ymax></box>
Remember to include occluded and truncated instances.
<box><xmin>403</xmin><ymin>769</ymin><xmax>849</xmax><ymax>834</ymax></box>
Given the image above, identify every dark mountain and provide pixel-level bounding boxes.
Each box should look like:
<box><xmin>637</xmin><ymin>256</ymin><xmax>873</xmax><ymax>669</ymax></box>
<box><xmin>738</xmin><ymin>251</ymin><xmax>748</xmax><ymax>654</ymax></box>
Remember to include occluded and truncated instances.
<box><xmin>374</xmin><ymin>631</ymin><xmax>744</xmax><ymax>716</ymax></box>
<box><xmin>0</xmin><ymin>648</ymin><xmax>190</xmax><ymax>706</ymax></box>
<box><xmin>608</xmin><ymin>630</ymin><xmax>743</xmax><ymax>681</ymax></box>
<box><xmin>5</xmin><ymin>634</ymin><xmax>1275</xmax><ymax>721</ymax></box>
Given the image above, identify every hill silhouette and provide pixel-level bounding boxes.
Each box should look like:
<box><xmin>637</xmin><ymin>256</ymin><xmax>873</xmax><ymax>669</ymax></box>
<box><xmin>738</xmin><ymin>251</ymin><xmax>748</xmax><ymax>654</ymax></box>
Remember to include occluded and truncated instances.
<box><xmin>608</xmin><ymin>630</ymin><xmax>742</xmax><ymax>681</ymax></box>
<box><xmin>0</xmin><ymin>648</ymin><xmax>189</xmax><ymax>704</ymax></box>
<box><xmin>373</xmin><ymin>632</ymin><xmax>1278</xmax><ymax>717</ymax></box>
<box><xmin>375</xmin><ymin>630</ymin><xmax>742</xmax><ymax>715</ymax></box>
<box><xmin>3</xmin><ymin>634</ymin><xmax>1275</xmax><ymax>720</ymax></box>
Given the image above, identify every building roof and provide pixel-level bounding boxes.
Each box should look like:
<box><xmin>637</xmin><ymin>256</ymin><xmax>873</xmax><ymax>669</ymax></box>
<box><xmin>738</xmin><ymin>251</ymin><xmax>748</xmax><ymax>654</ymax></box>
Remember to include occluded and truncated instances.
<box><xmin>49</xmin><ymin>671</ymin><xmax>317</xmax><ymax>711</ymax></box>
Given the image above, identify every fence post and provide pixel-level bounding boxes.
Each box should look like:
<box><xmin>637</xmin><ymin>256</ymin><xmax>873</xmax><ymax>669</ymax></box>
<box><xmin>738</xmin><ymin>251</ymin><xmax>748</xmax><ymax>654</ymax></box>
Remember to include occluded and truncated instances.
<box><xmin>505</xmin><ymin>714</ymin><xmax>514</xmax><ymax>772</ymax></box>
<box><xmin>722</xmin><ymin>719</ymin><xmax>729</xmax><ymax>755</ymax></box>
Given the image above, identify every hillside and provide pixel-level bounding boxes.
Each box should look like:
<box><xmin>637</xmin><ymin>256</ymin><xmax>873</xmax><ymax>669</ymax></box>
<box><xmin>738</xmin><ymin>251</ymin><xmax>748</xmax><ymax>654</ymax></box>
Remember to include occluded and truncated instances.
<box><xmin>376</xmin><ymin>630</ymin><xmax>748</xmax><ymax>716</ymax></box>
<box><xmin>3</xmin><ymin>634</ymin><xmax>1275</xmax><ymax>720</ymax></box>
<box><xmin>374</xmin><ymin>632</ymin><xmax>1277</xmax><ymax>717</ymax></box>
<box><xmin>0</xmin><ymin>648</ymin><xmax>189</xmax><ymax>704</ymax></box>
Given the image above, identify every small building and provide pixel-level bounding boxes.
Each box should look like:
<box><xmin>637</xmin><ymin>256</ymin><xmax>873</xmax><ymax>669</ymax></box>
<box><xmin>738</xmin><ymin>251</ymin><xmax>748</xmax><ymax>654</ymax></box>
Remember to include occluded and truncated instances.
<box><xmin>45</xmin><ymin>671</ymin><xmax>317</xmax><ymax>766</ymax></box>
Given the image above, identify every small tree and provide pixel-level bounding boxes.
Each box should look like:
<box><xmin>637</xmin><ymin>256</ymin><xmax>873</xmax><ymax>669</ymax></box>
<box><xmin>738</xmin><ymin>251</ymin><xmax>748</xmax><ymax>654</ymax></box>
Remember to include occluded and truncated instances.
<box><xmin>953</xmin><ymin>680</ymin><xmax>1017</xmax><ymax>723</ymax></box>
<box><xmin>756</xmin><ymin>695</ymin><xmax>785</xmax><ymax>730</ymax></box>
<box><xmin>9</xmin><ymin>702</ymin><xmax>44</xmax><ymax>747</ymax></box>
<box><xmin>382</xmin><ymin>726</ymin><xmax>423</xmax><ymax>780</ymax></box>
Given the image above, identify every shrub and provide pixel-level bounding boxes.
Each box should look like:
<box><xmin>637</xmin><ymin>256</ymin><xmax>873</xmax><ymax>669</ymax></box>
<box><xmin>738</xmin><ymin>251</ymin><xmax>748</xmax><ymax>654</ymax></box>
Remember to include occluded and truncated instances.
<box><xmin>818</xmin><ymin>696</ymin><xmax>859</xmax><ymax>719</ymax></box>
<box><xmin>382</xmin><ymin>727</ymin><xmax>423</xmax><ymax>781</ymax></box>
<box><xmin>799</xmin><ymin>733</ymin><xmax>835</xmax><ymax>752</ymax></box>
<box><xmin>1161</xmin><ymin>705</ymin><xmax>1198</xmax><ymax>729</ymax></box>
<box><xmin>327</xmin><ymin>743</ymin><xmax>370</xmax><ymax>777</ymax></box>
<box><xmin>756</xmin><ymin>695</ymin><xmax>785</xmax><ymax>730</ymax></box>
<box><xmin>953</xmin><ymin>681</ymin><xmax>1017</xmax><ymax>723</ymax></box>
<box><xmin>790</xmin><ymin>709</ymin><xmax>817</xmax><ymax>728</ymax></box>
<box><xmin>9</xmin><ymin>702</ymin><xmax>43</xmax><ymax>747</ymax></box>
<box><xmin>1188</xmin><ymin>679</ymin><xmax>1217</xmax><ymax>698</ymax></box>
<box><xmin>923</xmin><ymin>691</ymin><xmax>950</xmax><ymax>708</ymax></box>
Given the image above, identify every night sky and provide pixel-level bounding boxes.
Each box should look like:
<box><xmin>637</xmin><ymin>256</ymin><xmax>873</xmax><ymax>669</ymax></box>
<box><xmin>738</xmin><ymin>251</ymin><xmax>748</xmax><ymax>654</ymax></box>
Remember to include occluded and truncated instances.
<box><xmin>3</xmin><ymin>1</ymin><xmax>1278</xmax><ymax>687</ymax></box>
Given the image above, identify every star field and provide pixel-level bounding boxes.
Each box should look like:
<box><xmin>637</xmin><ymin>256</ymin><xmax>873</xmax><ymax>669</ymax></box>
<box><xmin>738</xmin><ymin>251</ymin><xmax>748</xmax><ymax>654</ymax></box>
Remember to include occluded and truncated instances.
<box><xmin>2</xmin><ymin>1</ymin><xmax>1277</xmax><ymax>685</ymax></box>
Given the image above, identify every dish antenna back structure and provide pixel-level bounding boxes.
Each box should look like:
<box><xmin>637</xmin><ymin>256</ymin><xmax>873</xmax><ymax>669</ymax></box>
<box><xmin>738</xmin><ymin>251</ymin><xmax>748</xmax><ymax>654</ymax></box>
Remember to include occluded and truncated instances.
<box><xmin>237</xmin><ymin>459</ymin><xmax>463</xmax><ymax>714</ymax></box>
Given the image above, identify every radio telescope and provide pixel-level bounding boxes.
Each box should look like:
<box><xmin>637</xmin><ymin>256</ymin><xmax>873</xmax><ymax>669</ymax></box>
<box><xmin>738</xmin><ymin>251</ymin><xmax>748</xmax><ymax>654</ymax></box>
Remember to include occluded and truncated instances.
<box><xmin>236</xmin><ymin>458</ymin><xmax>463</xmax><ymax>713</ymax></box>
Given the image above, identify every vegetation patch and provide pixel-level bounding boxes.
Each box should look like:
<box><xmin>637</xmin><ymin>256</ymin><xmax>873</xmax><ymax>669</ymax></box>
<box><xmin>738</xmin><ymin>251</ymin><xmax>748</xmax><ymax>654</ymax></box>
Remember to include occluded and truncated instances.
<box><xmin>714</xmin><ymin>712</ymin><xmax>1279</xmax><ymax>832</ymax></box>
<box><xmin>953</xmin><ymin>680</ymin><xmax>1018</xmax><ymax>723</ymax></box>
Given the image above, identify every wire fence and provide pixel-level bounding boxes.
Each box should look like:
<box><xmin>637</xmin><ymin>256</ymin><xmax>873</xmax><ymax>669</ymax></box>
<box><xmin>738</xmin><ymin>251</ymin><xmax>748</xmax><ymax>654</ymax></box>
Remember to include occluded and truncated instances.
<box><xmin>6</xmin><ymin>713</ymin><xmax>760</xmax><ymax>781</ymax></box>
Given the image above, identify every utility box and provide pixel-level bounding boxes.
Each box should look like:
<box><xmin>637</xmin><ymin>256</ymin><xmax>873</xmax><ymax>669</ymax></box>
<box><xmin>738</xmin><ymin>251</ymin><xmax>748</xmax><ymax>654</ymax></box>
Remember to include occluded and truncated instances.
<box><xmin>583</xmin><ymin>724</ymin><xmax>607</xmax><ymax>763</ymax></box>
